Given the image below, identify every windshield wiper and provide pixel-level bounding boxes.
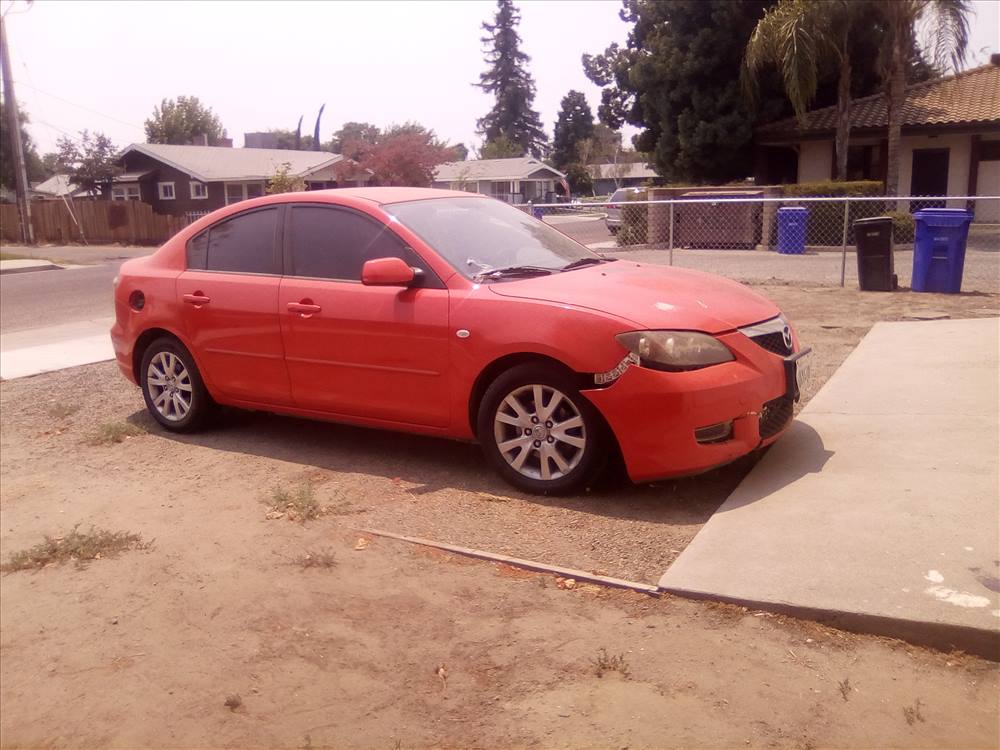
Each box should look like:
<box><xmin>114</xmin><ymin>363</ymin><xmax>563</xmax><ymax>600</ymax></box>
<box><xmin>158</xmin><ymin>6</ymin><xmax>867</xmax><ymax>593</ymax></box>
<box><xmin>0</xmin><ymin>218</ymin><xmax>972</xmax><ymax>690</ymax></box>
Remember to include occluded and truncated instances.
<box><xmin>561</xmin><ymin>257</ymin><xmax>617</xmax><ymax>271</ymax></box>
<box><xmin>474</xmin><ymin>265</ymin><xmax>556</xmax><ymax>281</ymax></box>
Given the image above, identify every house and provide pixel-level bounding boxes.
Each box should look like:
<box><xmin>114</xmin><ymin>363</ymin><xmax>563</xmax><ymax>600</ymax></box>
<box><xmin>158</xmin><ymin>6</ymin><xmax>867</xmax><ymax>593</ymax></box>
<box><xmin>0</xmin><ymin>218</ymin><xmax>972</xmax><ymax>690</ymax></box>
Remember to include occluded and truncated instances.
<box><xmin>754</xmin><ymin>56</ymin><xmax>1000</xmax><ymax>221</ymax></box>
<box><xmin>32</xmin><ymin>174</ymin><xmax>90</xmax><ymax>200</ymax></box>
<box><xmin>587</xmin><ymin>161</ymin><xmax>660</xmax><ymax>195</ymax></box>
<box><xmin>433</xmin><ymin>157</ymin><xmax>568</xmax><ymax>203</ymax></box>
<box><xmin>113</xmin><ymin>143</ymin><xmax>369</xmax><ymax>217</ymax></box>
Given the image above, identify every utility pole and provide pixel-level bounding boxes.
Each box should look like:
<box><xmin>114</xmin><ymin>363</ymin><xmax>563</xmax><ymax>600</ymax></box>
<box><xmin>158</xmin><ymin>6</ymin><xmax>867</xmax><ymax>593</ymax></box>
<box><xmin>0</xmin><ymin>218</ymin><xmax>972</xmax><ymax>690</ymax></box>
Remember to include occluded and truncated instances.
<box><xmin>0</xmin><ymin>12</ymin><xmax>34</xmax><ymax>244</ymax></box>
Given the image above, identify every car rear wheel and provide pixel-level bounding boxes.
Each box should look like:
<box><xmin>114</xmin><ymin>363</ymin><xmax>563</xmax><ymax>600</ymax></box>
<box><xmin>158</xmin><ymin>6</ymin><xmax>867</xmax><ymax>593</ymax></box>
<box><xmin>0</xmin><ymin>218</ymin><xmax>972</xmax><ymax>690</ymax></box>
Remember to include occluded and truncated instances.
<box><xmin>140</xmin><ymin>337</ymin><xmax>213</xmax><ymax>432</ymax></box>
<box><xmin>478</xmin><ymin>364</ymin><xmax>606</xmax><ymax>494</ymax></box>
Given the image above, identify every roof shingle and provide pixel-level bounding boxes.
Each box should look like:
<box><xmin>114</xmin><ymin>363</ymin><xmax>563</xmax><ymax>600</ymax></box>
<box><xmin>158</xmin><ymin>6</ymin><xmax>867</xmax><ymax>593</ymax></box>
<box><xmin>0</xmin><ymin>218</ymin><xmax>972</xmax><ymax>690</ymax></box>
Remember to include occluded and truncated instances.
<box><xmin>119</xmin><ymin>143</ymin><xmax>345</xmax><ymax>182</ymax></box>
<box><xmin>759</xmin><ymin>62</ymin><xmax>1000</xmax><ymax>137</ymax></box>
<box><xmin>434</xmin><ymin>157</ymin><xmax>565</xmax><ymax>182</ymax></box>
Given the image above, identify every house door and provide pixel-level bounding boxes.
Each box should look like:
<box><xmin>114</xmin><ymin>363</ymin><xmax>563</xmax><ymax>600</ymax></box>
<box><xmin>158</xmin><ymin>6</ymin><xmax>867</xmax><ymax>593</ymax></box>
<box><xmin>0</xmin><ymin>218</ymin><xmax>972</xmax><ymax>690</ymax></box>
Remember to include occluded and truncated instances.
<box><xmin>910</xmin><ymin>148</ymin><xmax>949</xmax><ymax>210</ymax></box>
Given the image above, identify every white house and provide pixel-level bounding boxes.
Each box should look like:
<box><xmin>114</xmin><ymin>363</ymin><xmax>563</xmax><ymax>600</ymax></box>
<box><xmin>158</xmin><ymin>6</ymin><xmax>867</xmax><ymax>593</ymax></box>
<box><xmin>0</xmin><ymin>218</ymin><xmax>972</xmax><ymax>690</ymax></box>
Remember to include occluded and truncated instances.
<box><xmin>433</xmin><ymin>157</ymin><xmax>568</xmax><ymax>204</ymax></box>
<box><xmin>755</xmin><ymin>56</ymin><xmax>1000</xmax><ymax>221</ymax></box>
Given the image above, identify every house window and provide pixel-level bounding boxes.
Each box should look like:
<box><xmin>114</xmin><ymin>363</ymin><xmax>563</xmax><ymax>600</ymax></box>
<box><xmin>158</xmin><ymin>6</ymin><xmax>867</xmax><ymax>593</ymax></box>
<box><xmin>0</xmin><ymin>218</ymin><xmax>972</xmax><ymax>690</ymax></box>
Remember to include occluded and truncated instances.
<box><xmin>158</xmin><ymin>182</ymin><xmax>176</xmax><ymax>200</ymax></box>
<box><xmin>190</xmin><ymin>182</ymin><xmax>208</xmax><ymax>200</ymax></box>
<box><xmin>224</xmin><ymin>182</ymin><xmax>266</xmax><ymax>206</ymax></box>
<box><xmin>112</xmin><ymin>185</ymin><xmax>141</xmax><ymax>201</ymax></box>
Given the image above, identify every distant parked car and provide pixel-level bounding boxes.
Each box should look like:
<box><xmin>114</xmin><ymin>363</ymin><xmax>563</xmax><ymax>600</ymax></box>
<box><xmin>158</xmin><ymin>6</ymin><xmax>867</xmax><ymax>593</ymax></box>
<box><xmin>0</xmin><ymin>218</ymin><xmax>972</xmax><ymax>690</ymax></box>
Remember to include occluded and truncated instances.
<box><xmin>605</xmin><ymin>187</ymin><xmax>645</xmax><ymax>234</ymax></box>
<box><xmin>111</xmin><ymin>188</ymin><xmax>808</xmax><ymax>494</ymax></box>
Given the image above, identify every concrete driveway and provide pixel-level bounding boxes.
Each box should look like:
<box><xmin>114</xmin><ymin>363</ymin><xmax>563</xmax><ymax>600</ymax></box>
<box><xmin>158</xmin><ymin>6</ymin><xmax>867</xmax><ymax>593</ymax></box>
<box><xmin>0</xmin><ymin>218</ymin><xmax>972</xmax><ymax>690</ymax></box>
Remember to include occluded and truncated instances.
<box><xmin>659</xmin><ymin>317</ymin><xmax>1000</xmax><ymax>658</ymax></box>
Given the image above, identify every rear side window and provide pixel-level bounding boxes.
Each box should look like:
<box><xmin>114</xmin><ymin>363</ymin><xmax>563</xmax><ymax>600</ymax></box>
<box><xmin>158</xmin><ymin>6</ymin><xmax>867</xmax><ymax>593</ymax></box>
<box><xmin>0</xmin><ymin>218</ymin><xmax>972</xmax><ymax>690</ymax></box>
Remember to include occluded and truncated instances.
<box><xmin>186</xmin><ymin>208</ymin><xmax>279</xmax><ymax>274</ymax></box>
<box><xmin>287</xmin><ymin>205</ymin><xmax>438</xmax><ymax>285</ymax></box>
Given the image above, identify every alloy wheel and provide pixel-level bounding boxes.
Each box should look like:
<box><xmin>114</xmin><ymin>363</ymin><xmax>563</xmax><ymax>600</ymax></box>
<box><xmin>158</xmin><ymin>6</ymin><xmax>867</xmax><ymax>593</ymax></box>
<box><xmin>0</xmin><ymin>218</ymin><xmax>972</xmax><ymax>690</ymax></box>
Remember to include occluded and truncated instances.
<box><xmin>493</xmin><ymin>384</ymin><xmax>587</xmax><ymax>481</ymax></box>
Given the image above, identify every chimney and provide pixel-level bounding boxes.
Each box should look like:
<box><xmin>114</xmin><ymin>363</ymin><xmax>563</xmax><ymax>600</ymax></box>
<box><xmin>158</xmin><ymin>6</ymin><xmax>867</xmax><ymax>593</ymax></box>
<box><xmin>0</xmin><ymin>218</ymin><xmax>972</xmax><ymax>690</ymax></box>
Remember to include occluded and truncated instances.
<box><xmin>991</xmin><ymin>53</ymin><xmax>1000</xmax><ymax>66</ymax></box>
<box><xmin>190</xmin><ymin>133</ymin><xmax>208</xmax><ymax>146</ymax></box>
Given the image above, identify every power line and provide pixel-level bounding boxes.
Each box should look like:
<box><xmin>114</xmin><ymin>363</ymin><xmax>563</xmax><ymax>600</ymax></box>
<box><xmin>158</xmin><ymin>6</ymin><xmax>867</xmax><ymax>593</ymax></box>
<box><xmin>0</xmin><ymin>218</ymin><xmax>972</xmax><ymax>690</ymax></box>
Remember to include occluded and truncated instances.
<box><xmin>13</xmin><ymin>78</ymin><xmax>145</xmax><ymax>131</ymax></box>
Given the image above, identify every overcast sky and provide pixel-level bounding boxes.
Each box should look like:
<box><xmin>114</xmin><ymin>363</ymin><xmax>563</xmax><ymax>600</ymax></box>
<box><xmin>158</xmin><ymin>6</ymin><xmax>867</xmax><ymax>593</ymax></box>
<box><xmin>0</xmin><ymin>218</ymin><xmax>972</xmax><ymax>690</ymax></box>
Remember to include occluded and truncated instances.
<box><xmin>4</xmin><ymin>0</ymin><xmax>998</xmax><ymax>157</ymax></box>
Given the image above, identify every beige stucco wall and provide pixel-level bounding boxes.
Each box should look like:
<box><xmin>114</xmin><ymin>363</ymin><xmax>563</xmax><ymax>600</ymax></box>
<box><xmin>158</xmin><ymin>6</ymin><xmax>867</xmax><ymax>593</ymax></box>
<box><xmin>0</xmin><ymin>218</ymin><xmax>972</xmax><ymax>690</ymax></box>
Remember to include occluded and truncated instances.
<box><xmin>797</xmin><ymin>141</ymin><xmax>832</xmax><ymax>182</ymax></box>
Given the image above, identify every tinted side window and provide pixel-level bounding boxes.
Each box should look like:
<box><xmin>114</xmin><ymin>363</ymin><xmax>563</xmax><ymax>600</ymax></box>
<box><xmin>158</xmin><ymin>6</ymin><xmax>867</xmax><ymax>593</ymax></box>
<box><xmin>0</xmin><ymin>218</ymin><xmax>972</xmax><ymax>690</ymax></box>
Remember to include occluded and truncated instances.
<box><xmin>288</xmin><ymin>206</ymin><xmax>435</xmax><ymax>283</ymax></box>
<box><xmin>205</xmin><ymin>208</ymin><xmax>278</xmax><ymax>274</ymax></box>
<box><xmin>187</xmin><ymin>231</ymin><xmax>208</xmax><ymax>270</ymax></box>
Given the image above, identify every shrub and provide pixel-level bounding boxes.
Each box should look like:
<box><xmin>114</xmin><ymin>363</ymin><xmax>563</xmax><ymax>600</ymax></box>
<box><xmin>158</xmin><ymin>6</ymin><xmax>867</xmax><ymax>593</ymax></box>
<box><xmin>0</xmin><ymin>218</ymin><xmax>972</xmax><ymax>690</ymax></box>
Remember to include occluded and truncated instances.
<box><xmin>616</xmin><ymin>190</ymin><xmax>648</xmax><ymax>247</ymax></box>
<box><xmin>780</xmin><ymin>180</ymin><xmax>886</xmax><ymax>246</ymax></box>
<box><xmin>887</xmin><ymin>210</ymin><xmax>915</xmax><ymax>243</ymax></box>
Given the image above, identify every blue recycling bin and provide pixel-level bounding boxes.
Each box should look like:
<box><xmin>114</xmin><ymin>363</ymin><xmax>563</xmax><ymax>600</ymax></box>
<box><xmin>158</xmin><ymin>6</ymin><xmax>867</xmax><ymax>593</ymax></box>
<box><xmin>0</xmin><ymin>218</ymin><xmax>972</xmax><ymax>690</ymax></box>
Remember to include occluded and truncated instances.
<box><xmin>531</xmin><ymin>203</ymin><xmax>543</xmax><ymax>220</ymax></box>
<box><xmin>911</xmin><ymin>208</ymin><xmax>973</xmax><ymax>293</ymax></box>
<box><xmin>776</xmin><ymin>206</ymin><xmax>809</xmax><ymax>254</ymax></box>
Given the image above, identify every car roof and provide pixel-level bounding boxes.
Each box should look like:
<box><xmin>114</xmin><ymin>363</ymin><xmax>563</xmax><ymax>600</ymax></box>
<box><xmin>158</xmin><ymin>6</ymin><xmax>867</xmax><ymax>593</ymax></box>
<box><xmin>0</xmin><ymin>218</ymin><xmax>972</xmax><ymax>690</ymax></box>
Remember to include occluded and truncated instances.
<box><xmin>309</xmin><ymin>186</ymin><xmax>479</xmax><ymax>205</ymax></box>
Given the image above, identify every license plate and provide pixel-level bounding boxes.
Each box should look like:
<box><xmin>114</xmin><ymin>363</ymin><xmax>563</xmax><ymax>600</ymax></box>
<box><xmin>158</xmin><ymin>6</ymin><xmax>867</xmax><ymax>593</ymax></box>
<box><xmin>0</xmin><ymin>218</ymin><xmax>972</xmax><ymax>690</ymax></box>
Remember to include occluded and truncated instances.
<box><xmin>784</xmin><ymin>348</ymin><xmax>812</xmax><ymax>402</ymax></box>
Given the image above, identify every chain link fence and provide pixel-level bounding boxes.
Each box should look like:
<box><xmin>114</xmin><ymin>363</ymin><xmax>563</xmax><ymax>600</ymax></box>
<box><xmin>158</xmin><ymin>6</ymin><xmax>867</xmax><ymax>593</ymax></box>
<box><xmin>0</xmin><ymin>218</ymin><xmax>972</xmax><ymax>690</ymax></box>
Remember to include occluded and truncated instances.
<box><xmin>526</xmin><ymin>195</ymin><xmax>1000</xmax><ymax>292</ymax></box>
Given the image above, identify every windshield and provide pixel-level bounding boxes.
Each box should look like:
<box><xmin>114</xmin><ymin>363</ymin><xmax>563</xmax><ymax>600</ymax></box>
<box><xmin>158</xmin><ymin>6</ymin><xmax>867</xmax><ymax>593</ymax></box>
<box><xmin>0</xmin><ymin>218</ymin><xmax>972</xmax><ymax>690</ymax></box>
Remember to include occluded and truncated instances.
<box><xmin>385</xmin><ymin>196</ymin><xmax>598</xmax><ymax>280</ymax></box>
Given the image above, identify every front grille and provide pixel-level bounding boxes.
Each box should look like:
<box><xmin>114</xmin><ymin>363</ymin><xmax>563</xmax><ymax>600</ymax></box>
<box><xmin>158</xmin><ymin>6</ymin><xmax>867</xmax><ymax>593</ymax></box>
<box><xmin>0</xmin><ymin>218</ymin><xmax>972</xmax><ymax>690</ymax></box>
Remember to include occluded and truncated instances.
<box><xmin>759</xmin><ymin>396</ymin><xmax>793</xmax><ymax>439</ymax></box>
<box><xmin>750</xmin><ymin>331</ymin><xmax>793</xmax><ymax>357</ymax></box>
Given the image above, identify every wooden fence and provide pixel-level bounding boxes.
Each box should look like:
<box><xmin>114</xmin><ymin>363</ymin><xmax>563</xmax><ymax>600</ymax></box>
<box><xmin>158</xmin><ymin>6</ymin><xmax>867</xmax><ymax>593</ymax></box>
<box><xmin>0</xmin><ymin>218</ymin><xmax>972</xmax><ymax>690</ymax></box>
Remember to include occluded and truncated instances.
<box><xmin>0</xmin><ymin>200</ymin><xmax>187</xmax><ymax>246</ymax></box>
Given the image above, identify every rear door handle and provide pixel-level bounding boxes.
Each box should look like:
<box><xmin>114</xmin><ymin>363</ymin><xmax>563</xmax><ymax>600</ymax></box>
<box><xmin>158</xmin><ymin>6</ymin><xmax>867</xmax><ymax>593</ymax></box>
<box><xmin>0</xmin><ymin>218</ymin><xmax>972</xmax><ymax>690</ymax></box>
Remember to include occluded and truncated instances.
<box><xmin>183</xmin><ymin>293</ymin><xmax>211</xmax><ymax>305</ymax></box>
<box><xmin>287</xmin><ymin>302</ymin><xmax>322</xmax><ymax>315</ymax></box>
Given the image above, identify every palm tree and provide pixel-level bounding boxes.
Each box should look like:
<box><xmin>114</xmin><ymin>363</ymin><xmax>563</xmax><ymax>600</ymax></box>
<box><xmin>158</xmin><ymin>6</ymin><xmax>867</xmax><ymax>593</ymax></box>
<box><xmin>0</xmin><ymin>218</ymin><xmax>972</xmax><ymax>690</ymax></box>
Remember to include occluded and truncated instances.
<box><xmin>743</xmin><ymin>0</ymin><xmax>862</xmax><ymax>181</ymax></box>
<box><xmin>877</xmin><ymin>0</ymin><xmax>970</xmax><ymax>197</ymax></box>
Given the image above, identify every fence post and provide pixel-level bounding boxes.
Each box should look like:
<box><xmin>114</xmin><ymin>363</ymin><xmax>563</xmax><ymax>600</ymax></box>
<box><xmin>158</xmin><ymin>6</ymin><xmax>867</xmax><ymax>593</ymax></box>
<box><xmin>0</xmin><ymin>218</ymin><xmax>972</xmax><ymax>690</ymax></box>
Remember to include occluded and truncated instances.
<box><xmin>839</xmin><ymin>199</ymin><xmax>850</xmax><ymax>288</ymax></box>
<box><xmin>668</xmin><ymin>201</ymin><xmax>674</xmax><ymax>266</ymax></box>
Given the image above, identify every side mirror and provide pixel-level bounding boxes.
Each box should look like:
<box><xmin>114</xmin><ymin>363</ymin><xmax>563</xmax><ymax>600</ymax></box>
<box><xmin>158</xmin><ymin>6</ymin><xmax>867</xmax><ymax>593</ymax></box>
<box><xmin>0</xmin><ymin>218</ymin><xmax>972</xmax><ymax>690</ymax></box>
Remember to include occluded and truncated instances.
<box><xmin>362</xmin><ymin>257</ymin><xmax>416</xmax><ymax>287</ymax></box>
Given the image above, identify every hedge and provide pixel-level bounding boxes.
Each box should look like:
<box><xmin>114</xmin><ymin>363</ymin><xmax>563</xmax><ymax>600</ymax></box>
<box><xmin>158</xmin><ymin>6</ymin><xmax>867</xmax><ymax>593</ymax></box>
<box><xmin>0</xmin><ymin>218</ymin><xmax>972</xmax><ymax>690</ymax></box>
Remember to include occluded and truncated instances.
<box><xmin>777</xmin><ymin>180</ymin><xmax>916</xmax><ymax>246</ymax></box>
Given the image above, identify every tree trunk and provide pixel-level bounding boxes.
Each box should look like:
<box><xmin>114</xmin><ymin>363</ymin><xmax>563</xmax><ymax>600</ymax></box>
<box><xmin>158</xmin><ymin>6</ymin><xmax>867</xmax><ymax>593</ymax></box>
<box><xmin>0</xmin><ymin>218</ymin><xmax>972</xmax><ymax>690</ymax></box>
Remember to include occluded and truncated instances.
<box><xmin>834</xmin><ymin>53</ymin><xmax>852</xmax><ymax>181</ymax></box>
<box><xmin>884</xmin><ymin>34</ymin><xmax>907</xmax><ymax>204</ymax></box>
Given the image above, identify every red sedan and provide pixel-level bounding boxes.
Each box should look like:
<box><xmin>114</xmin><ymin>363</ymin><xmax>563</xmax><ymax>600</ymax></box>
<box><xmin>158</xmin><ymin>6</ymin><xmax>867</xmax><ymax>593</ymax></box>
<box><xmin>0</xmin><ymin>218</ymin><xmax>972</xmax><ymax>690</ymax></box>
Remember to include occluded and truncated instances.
<box><xmin>111</xmin><ymin>188</ymin><xmax>807</xmax><ymax>494</ymax></box>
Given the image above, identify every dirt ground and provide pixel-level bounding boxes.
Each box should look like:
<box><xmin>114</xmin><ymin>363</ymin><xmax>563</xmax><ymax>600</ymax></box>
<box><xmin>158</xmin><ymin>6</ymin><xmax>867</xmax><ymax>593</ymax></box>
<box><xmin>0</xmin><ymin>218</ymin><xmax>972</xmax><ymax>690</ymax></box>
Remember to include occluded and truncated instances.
<box><xmin>1</xmin><ymin>284</ymin><xmax>998</xmax><ymax>749</ymax></box>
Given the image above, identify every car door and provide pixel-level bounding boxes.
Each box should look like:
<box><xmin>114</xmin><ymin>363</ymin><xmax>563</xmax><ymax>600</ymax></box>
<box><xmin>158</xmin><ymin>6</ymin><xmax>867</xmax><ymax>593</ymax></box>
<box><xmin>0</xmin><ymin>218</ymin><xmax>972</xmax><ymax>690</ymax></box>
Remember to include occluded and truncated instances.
<box><xmin>178</xmin><ymin>206</ymin><xmax>292</xmax><ymax>405</ymax></box>
<box><xmin>278</xmin><ymin>204</ymin><xmax>451</xmax><ymax>428</ymax></box>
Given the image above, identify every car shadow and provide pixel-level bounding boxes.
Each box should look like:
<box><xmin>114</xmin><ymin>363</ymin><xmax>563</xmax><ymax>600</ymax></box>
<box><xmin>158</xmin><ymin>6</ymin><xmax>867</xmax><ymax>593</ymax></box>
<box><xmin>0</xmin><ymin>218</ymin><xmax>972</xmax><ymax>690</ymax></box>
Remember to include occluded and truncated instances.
<box><xmin>715</xmin><ymin>420</ymin><xmax>834</xmax><ymax>513</ymax></box>
<box><xmin>128</xmin><ymin>407</ymin><xmax>798</xmax><ymax>527</ymax></box>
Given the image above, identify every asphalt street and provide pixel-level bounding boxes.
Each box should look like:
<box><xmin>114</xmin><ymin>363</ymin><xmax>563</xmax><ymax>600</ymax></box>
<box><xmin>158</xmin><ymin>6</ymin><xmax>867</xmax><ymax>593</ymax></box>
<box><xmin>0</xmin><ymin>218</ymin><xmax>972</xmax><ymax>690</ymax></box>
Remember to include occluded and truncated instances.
<box><xmin>1</xmin><ymin>257</ymin><xmax>131</xmax><ymax>334</ymax></box>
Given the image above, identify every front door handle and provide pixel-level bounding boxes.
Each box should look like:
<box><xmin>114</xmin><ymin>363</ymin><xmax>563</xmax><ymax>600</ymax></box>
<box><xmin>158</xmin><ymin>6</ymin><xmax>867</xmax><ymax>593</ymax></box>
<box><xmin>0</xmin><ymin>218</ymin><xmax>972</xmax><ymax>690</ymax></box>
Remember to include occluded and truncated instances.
<box><xmin>183</xmin><ymin>293</ymin><xmax>211</xmax><ymax>305</ymax></box>
<box><xmin>287</xmin><ymin>301</ymin><xmax>322</xmax><ymax>316</ymax></box>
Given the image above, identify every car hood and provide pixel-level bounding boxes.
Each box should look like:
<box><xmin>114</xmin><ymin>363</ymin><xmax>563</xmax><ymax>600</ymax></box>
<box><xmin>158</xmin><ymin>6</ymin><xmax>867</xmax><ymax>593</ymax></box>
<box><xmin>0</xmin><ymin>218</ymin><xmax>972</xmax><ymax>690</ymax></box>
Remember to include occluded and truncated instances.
<box><xmin>487</xmin><ymin>261</ymin><xmax>780</xmax><ymax>334</ymax></box>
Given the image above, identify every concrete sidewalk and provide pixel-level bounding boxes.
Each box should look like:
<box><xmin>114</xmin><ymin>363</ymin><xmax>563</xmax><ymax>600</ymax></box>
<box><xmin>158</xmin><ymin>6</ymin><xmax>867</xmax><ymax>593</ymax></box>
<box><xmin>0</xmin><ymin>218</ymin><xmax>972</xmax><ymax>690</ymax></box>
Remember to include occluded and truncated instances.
<box><xmin>0</xmin><ymin>259</ymin><xmax>63</xmax><ymax>275</ymax></box>
<box><xmin>0</xmin><ymin>318</ymin><xmax>115</xmax><ymax>380</ymax></box>
<box><xmin>659</xmin><ymin>317</ymin><xmax>1000</xmax><ymax>658</ymax></box>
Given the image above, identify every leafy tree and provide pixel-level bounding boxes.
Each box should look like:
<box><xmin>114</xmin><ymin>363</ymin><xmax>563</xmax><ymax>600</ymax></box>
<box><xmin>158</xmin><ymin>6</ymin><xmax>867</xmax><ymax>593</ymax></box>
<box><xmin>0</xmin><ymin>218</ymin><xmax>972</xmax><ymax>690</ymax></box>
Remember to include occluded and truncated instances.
<box><xmin>551</xmin><ymin>90</ymin><xmax>595</xmax><ymax>171</ymax></box>
<box><xmin>56</xmin><ymin>130</ymin><xmax>121</xmax><ymax>196</ymax></box>
<box><xmin>448</xmin><ymin>142</ymin><xmax>469</xmax><ymax>161</ymax></box>
<box><xmin>331</xmin><ymin>122</ymin><xmax>381</xmax><ymax>158</ymax></box>
<box><xmin>476</xmin><ymin>0</ymin><xmax>548</xmax><ymax>157</ymax></box>
<box><xmin>563</xmin><ymin>163</ymin><xmax>593</xmax><ymax>196</ymax></box>
<box><xmin>477</xmin><ymin>133</ymin><xmax>524</xmax><ymax>159</ymax></box>
<box><xmin>743</xmin><ymin>0</ymin><xmax>875</xmax><ymax>181</ymax></box>
<box><xmin>41</xmin><ymin>152</ymin><xmax>61</xmax><ymax>177</ymax></box>
<box><xmin>584</xmin><ymin>0</ymin><xmax>790</xmax><ymax>183</ymax></box>
<box><xmin>579</xmin><ymin>123</ymin><xmax>623</xmax><ymax>165</ymax></box>
<box><xmin>263</xmin><ymin>129</ymin><xmax>322</xmax><ymax>151</ymax></box>
<box><xmin>144</xmin><ymin>96</ymin><xmax>227</xmax><ymax>145</ymax></box>
<box><xmin>876</xmin><ymin>0</ymin><xmax>969</xmax><ymax>195</ymax></box>
<box><xmin>0</xmin><ymin>102</ymin><xmax>46</xmax><ymax>188</ymax></box>
<box><xmin>342</xmin><ymin>122</ymin><xmax>455</xmax><ymax>186</ymax></box>
<box><xmin>266</xmin><ymin>162</ymin><xmax>306</xmax><ymax>194</ymax></box>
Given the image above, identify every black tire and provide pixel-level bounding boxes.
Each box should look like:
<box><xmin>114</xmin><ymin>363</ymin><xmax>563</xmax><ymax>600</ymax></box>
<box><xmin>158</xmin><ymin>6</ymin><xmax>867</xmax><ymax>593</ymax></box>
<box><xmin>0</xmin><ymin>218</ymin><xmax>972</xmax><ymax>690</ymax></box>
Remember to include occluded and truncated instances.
<box><xmin>139</xmin><ymin>336</ymin><xmax>214</xmax><ymax>433</ymax></box>
<box><xmin>477</xmin><ymin>363</ymin><xmax>607</xmax><ymax>495</ymax></box>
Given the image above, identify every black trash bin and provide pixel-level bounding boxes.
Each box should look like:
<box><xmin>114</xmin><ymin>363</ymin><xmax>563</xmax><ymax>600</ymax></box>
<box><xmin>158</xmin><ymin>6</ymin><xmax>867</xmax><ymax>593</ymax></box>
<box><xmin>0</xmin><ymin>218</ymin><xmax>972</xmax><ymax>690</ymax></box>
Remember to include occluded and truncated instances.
<box><xmin>853</xmin><ymin>216</ymin><xmax>898</xmax><ymax>291</ymax></box>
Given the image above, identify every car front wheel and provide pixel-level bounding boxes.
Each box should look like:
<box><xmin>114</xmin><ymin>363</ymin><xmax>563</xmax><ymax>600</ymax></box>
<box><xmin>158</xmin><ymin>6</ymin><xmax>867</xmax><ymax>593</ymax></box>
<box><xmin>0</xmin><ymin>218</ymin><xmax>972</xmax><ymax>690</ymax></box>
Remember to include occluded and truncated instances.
<box><xmin>478</xmin><ymin>364</ymin><xmax>606</xmax><ymax>494</ymax></box>
<box><xmin>140</xmin><ymin>337</ymin><xmax>213</xmax><ymax>432</ymax></box>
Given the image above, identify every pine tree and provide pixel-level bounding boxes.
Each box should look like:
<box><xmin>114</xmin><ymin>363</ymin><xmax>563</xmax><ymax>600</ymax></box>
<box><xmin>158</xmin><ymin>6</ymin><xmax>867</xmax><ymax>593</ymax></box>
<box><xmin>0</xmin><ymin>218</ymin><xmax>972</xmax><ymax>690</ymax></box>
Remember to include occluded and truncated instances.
<box><xmin>476</xmin><ymin>0</ymin><xmax>548</xmax><ymax>158</ymax></box>
<box><xmin>551</xmin><ymin>90</ymin><xmax>595</xmax><ymax>171</ymax></box>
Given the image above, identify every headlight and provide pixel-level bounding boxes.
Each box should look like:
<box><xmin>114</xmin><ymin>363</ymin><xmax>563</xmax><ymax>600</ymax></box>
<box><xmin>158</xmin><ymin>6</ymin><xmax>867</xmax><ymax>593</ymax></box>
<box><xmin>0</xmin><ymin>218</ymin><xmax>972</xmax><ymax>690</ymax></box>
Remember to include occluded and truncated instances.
<box><xmin>615</xmin><ymin>330</ymin><xmax>734</xmax><ymax>371</ymax></box>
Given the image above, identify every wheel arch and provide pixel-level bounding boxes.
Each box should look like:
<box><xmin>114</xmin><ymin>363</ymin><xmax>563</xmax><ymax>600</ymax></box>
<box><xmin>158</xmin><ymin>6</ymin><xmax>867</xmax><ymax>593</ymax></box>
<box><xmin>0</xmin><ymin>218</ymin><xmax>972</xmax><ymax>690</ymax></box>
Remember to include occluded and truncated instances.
<box><xmin>132</xmin><ymin>327</ymin><xmax>198</xmax><ymax>384</ymax></box>
<box><xmin>467</xmin><ymin>352</ymin><xmax>598</xmax><ymax>437</ymax></box>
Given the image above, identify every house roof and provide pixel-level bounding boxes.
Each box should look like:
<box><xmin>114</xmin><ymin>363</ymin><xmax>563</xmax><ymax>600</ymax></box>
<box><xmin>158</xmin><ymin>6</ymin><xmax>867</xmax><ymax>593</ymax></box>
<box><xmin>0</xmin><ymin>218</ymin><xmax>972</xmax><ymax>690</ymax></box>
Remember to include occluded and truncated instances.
<box><xmin>118</xmin><ymin>143</ymin><xmax>346</xmax><ymax>182</ymax></box>
<box><xmin>587</xmin><ymin>162</ymin><xmax>659</xmax><ymax>180</ymax></box>
<box><xmin>434</xmin><ymin>157</ymin><xmax>566</xmax><ymax>182</ymax></box>
<box><xmin>33</xmin><ymin>174</ymin><xmax>85</xmax><ymax>197</ymax></box>
<box><xmin>758</xmin><ymin>61</ymin><xmax>1000</xmax><ymax>138</ymax></box>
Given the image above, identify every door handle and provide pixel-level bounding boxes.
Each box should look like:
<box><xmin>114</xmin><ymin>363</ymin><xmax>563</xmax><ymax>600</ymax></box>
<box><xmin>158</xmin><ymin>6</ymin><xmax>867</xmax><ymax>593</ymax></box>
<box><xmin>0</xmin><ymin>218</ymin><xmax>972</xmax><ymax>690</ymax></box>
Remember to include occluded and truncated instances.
<box><xmin>287</xmin><ymin>302</ymin><xmax>322</xmax><ymax>315</ymax></box>
<box><xmin>183</xmin><ymin>293</ymin><xmax>211</xmax><ymax>305</ymax></box>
